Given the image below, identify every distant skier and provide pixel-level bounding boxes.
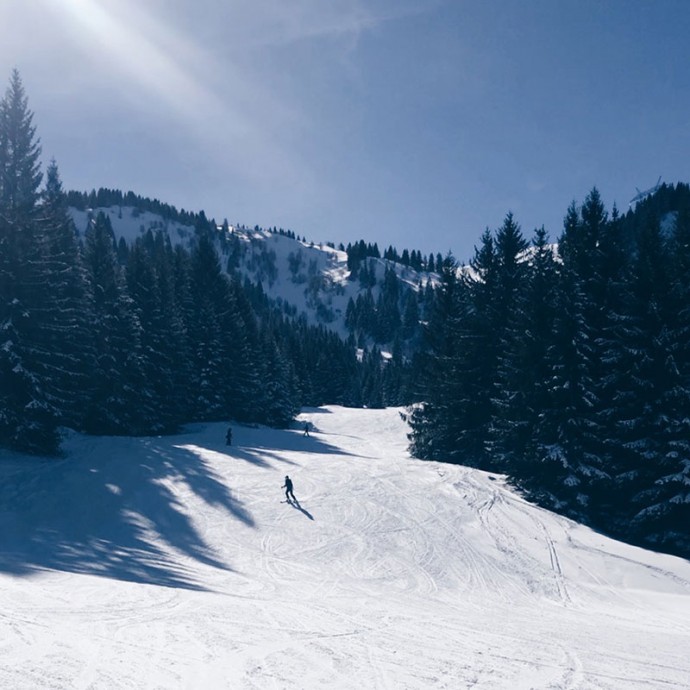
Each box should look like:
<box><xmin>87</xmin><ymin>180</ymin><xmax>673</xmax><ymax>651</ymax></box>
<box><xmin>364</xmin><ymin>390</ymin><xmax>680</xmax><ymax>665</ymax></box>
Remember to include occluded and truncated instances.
<box><xmin>303</xmin><ymin>421</ymin><xmax>310</xmax><ymax>437</ymax></box>
<box><xmin>226</xmin><ymin>427</ymin><xmax>233</xmax><ymax>446</ymax></box>
<box><xmin>282</xmin><ymin>475</ymin><xmax>296</xmax><ymax>503</ymax></box>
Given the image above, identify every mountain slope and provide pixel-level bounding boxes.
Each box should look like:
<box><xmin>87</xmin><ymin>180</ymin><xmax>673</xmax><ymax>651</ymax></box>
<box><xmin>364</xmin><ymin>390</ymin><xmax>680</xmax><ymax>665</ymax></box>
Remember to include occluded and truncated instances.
<box><xmin>1</xmin><ymin>407</ymin><xmax>688</xmax><ymax>688</ymax></box>
<box><xmin>68</xmin><ymin>205</ymin><xmax>437</xmax><ymax>343</ymax></box>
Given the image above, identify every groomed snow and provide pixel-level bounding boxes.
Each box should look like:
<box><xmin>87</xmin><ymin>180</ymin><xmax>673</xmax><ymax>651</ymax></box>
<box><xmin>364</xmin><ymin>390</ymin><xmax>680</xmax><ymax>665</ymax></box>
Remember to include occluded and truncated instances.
<box><xmin>1</xmin><ymin>407</ymin><xmax>689</xmax><ymax>688</ymax></box>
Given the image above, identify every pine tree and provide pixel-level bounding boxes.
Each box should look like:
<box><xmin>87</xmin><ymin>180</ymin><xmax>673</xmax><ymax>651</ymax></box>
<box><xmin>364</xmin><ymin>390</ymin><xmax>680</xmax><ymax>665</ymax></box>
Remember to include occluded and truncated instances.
<box><xmin>401</xmin><ymin>291</ymin><xmax>420</xmax><ymax>341</ymax></box>
<box><xmin>613</xmin><ymin>211</ymin><xmax>690</xmax><ymax>550</ymax></box>
<box><xmin>23</xmin><ymin>160</ymin><xmax>95</xmax><ymax>431</ymax></box>
<box><xmin>408</xmin><ymin>253</ymin><xmax>467</xmax><ymax>461</ymax></box>
<box><xmin>465</xmin><ymin>213</ymin><xmax>530</xmax><ymax>469</ymax></box>
<box><xmin>0</xmin><ymin>69</ymin><xmax>42</xmax><ymax>225</ymax></box>
<box><xmin>0</xmin><ymin>70</ymin><xmax>60</xmax><ymax>453</ymax></box>
<box><xmin>126</xmin><ymin>237</ymin><xmax>177</xmax><ymax>431</ymax></box>
<box><xmin>226</xmin><ymin>275</ymin><xmax>264</xmax><ymax>422</ymax></box>
<box><xmin>83</xmin><ymin>212</ymin><xmax>146</xmax><ymax>434</ymax></box>
<box><xmin>158</xmin><ymin>234</ymin><xmax>195</xmax><ymax>423</ymax></box>
<box><xmin>492</xmin><ymin>225</ymin><xmax>556</xmax><ymax>474</ymax></box>
<box><xmin>360</xmin><ymin>347</ymin><xmax>385</xmax><ymax>408</ymax></box>
<box><xmin>534</xmin><ymin>191</ymin><xmax>612</xmax><ymax>517</ymax></box>
<box><xmin>189</xmin><ymin>230</ymin><xmax>235</xmax><ymax>419</ymax></box>
<box><xmin>446</xmin><ymin>228</ymin><xmax>506</xmax><ymax>467</ymax></box>
<box><xmin>256</xmin><ymin>326</ymin><xmax>299</xmax><ymax>427</ymax></box>
<box><xmin>651</xmin><ymin>207</ymin><xmax>690</xmax><ymax>555</ymax></box>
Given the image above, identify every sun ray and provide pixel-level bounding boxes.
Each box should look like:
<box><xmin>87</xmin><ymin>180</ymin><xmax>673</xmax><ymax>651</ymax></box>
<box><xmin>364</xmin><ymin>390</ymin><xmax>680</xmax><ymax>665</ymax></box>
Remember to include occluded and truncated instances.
<box><xmin>46</xmin><ymin>0</ymin><xmax>220</xmax><ymax>126</ymax></box>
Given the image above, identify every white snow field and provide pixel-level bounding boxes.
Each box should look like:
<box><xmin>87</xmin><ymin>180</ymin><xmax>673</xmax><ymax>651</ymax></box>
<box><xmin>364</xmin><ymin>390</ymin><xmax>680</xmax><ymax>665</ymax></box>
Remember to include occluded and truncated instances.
<box><xmin>1</xmin><ymin>407</ymin><xmax>689</xmax><ymax>689</ymax></box>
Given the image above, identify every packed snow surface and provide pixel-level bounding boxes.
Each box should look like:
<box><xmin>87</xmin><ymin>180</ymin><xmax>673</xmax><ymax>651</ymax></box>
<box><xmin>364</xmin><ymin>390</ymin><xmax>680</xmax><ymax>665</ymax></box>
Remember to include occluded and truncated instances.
<box><xmin>1</xmin><ymin>407</ymin><xmax>689</xmax><ymax>689</ymax></box>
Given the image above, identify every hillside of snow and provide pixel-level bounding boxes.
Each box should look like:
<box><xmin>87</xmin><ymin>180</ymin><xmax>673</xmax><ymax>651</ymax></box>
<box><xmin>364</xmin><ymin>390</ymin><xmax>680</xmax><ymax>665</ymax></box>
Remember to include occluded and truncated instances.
<box><xmin>1</xmin><ymin>407</ymin><xmax>689</xmax><ymax>689</ymax></box>
<box><xmin>69</xmin><ymin>206</ymin><xmax>436</xmax><ymax>339</ymax></box>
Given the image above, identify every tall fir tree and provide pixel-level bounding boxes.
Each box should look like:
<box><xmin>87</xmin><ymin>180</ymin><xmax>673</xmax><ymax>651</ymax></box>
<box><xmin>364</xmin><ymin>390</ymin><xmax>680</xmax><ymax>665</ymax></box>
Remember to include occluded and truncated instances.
<box><xmin>613</xmin><ymin>212</ymin><xmax>689</xmax><ymax>548</ymax></box>
<box><xmin>0</xmin><ymin>70</ymin><xmax>60</xmax><ymax>453</ymax></box>
<box><xmin>83</xmin><ymin>212</ymin><xmax>146</xmax><ymax>434</ymax></box>
<box><xmin>189</xmin><ymin>229</ymin><xmax>236</xmax><ymax>419</ymax></box>
<box><xmin>533</xmin><ymin>194</ymin><xmax>610</xmax><ymax>516</ymax></box>
<box><xmin>126</xmin><ymin>237</ymin><xmax>177</xmax><ymax>431</ymax></box>
<box><xmin>0</xmin><ymin>69</ymin><xmax>42</xmax><ymax>225</ymax></box>
<box><xmin>26</xmin><ymin>161</ymin><xmax>95</xmax><ymax>431</ymax></box>
<box><xmin>492</xmin><ymin>225</ymin><xmax>557</xmax><ymax>475</ymax></box>
<box><xmin>408</xmin><ymin>253</ymin><xmax>466</xmax><ymax>461</ymax></box>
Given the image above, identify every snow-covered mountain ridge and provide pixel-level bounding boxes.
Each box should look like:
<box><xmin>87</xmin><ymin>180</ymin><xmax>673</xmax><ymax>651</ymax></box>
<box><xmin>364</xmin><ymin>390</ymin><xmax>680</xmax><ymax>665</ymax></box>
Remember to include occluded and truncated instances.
<box><xmin>1</xmin><ymin>406</ymin><xmax>688</xmax><ymax>688</ymax></box>
<box><xmin>69</xmin><ymin>205</ymin><xmax>438</xmax><ymax>341</ymax></box>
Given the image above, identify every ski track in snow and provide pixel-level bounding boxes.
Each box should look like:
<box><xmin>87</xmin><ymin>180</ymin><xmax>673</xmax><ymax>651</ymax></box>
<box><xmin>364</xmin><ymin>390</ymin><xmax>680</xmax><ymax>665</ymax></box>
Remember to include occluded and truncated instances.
<box><xmin>1</xmin><ymin>406</ymin><xmax>689</xmax><ymax>689</ymax></box>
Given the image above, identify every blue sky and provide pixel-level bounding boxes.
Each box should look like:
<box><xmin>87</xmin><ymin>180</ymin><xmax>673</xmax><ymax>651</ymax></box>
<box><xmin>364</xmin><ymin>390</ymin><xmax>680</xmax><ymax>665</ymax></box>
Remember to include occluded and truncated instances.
<box><xmin>1</xmin><ymin>0</ymin><xmax>689</xmax><ymax>261</ymax></box>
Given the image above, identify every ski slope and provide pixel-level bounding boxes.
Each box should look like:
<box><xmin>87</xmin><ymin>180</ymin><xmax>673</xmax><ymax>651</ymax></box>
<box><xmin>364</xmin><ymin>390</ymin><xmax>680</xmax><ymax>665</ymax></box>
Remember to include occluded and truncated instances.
<box><xmin>1</xmin><ymin>407</ymin><xmax>689</xmax><ymax>689</ymax></box>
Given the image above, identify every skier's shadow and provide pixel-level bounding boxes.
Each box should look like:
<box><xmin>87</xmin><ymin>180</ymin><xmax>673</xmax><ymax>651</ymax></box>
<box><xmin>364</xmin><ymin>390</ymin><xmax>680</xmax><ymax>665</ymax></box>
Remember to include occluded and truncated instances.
<box><xmin>289</xmin><ymin>498</ymin><xmax>314</xmax><ymax>521</ymax></box>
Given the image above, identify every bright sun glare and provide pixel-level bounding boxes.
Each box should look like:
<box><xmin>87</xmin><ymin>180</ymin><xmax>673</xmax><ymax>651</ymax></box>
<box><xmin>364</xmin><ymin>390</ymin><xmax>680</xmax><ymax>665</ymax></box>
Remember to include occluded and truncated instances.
<box><xmin>49</xmin><ymin>0</ymin><xmax>222</xmax><ymax>129</ymax></box>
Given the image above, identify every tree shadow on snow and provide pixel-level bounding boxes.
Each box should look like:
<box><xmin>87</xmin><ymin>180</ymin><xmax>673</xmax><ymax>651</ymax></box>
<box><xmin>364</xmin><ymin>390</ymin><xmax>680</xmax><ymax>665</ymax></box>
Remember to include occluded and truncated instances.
<box><xmin>227</xmin><ymin>425</ymin><xmax>357</xmax><ymax>466</ymax></box>
<box><xmin>181</xmin><ymin>422</ymin><xmax>355</xmax><ymax>468</ymax></box>
<box><xmin>0</xmin><ymin>434</ymin><xmax>255</xmax><ymax>591</ymax></box>
<box><xmin>298</xmin><ymin>407</ymin><xmax>333</xmax><ymax>415</ymax></box>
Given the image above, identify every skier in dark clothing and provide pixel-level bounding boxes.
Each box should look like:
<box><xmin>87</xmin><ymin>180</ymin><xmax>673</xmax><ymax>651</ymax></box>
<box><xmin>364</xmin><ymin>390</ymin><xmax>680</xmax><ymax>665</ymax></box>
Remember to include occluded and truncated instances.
<box><xmin>282</xmin><ymin>475</ymin><xmax>296</xmax><ymax>502</ymax></box>
<box><xmin>226</xmin><ymin>427</ymin><xmax>232</xmax><ymax>445</ymax></box>
<box><xmin>303</xmin><ymin>421</ymin><xmax>310</xmax><ymax>437</ymax></box>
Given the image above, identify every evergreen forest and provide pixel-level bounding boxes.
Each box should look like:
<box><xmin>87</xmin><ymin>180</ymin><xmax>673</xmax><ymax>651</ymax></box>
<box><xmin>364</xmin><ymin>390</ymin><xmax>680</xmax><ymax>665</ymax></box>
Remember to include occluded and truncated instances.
<box><xmin>409</xmin><ymin>190</ymin><xmax>690</xmax><ymax>559</ymax></box>
<box><xmin>0</xmin><ymin>71</ymin><xmax>399</xmax><ymax>455</ymax></box>
<box><xmin>1</xmin><ymin>70</ymin><xmax>688</xmax><ymax>559</ymax></box>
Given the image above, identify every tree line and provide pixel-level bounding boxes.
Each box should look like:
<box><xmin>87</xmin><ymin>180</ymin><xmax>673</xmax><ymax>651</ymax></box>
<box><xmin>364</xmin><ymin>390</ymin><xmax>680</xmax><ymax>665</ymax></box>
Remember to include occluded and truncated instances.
<box><xmin>346</xmin><ymin>238</ymin><xmax>444</xmax><ymax>275</ymax></box>
<box><xmin>409</xmin><ymin>189</ymin><xmax>690</xmax><ymax>558</ymax></box>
